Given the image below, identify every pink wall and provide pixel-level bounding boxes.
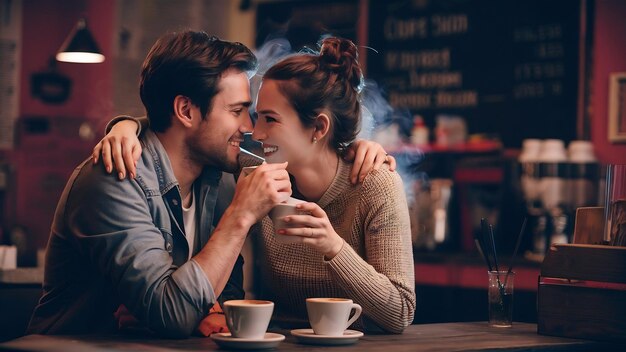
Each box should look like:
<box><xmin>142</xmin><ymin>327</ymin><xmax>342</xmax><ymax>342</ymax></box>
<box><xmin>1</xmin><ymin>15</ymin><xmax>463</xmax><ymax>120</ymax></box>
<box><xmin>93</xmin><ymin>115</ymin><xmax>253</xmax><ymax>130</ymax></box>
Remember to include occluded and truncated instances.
<box><xmin>20</xmin><ymin>0</ymin><xmax>114</xmax><ymax>122</ymax></box>
<box><xmin>11</xmin><ymin>0</ymin><xmax>115</xmax><ymax>260</ymax></box>
<box><xmin>590</xmin><ymin>0</ymin><xmax>626</xmax><ymax>164</ymax></box>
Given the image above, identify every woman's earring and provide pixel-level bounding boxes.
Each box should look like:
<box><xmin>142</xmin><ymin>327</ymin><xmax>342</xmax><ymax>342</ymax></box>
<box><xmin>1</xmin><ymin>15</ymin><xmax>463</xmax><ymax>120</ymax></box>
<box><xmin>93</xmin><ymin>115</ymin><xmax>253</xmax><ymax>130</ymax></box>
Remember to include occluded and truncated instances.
<box><xmin>312</xmin><ymin>137</ymin><xmax>318</xmax><ymax>144</ymax></box>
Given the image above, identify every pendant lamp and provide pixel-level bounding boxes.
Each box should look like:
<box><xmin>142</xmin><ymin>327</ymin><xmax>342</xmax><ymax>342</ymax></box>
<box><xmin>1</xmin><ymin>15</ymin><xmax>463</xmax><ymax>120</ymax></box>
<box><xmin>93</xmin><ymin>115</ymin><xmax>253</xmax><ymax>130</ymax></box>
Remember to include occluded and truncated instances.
<box><xmin>56</xmin><ymin>18</ymin><xmax>105</xmax><ymax>63</ymax></box>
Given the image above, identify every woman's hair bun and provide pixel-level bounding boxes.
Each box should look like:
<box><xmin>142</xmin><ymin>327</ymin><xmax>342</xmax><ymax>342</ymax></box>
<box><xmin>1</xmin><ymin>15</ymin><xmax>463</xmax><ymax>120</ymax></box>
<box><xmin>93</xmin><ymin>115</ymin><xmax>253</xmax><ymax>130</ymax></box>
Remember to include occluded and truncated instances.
<box><xmin>319</xmin><ymin>37</ymin><xmax>363</xmax><ymax>91</ymax></box>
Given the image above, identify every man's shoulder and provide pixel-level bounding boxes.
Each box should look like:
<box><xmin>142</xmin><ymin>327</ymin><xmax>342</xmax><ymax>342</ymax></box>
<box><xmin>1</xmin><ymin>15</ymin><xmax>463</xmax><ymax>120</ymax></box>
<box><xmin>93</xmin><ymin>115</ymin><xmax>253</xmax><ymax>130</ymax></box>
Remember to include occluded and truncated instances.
<box><xmin>67</xmin><ymin>158</ymin><xmax>148</xmax><ymax>204</ymax></box>
<box><xmin>59</xmin><ymin>157</ymin><xmax>158</xmax><ymax>235</ymax></box>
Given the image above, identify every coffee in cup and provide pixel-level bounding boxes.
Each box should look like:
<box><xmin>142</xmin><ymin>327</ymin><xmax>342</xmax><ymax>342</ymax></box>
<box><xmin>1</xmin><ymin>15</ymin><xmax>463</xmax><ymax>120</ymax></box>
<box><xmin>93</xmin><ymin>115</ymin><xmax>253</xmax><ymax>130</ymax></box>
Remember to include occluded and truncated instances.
<box><xmin>223</xmin><ymin>300</ymin><xmax>274</xmax><ymax>339</ymax></box>
<box><xmin>269</xmin><ymin>197</ymin><xmax>309</xmax><ymax>244</ymax></box>
<box><xmin>306</xmin><ymin>298</ymin><xmax>362</xmax><ymax>336</ymax></box>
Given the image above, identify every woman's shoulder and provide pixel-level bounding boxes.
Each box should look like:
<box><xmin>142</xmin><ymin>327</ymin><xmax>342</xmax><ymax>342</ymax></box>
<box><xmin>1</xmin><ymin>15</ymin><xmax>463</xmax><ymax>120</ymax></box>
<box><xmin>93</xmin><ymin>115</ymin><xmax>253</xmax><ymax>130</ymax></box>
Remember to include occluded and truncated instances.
<box><xmin>360</xmin><ymin>164</ymin><xmax>404</xmax><ymax>191</ymax></box>
<box><xmin>354</xmin><ymin>165</ymin><xmax>406</xmax><ymax>207</ymax></box>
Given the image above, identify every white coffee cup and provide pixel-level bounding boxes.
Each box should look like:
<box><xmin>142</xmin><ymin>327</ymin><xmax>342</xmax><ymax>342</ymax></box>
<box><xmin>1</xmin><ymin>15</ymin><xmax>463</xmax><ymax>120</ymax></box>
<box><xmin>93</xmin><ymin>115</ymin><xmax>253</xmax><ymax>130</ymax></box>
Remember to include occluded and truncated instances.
<box><xmin>223</xmin><ymin>300</ymin><xmax>274</xmax><ymax>339</ymax></box>
<box><xmin>269</xmin><ymin>197</ymin><xmax>308</xmax><ymax>244</ymax></box>
<box><xmin>0</xmin><ymin>245</ymin><xmax>17</xmax><ymax>270</ymax></box>
<box><xmin>306</xmin><ymin>298</ymin><xmax>362</xmax><ymax>336</ymax></box>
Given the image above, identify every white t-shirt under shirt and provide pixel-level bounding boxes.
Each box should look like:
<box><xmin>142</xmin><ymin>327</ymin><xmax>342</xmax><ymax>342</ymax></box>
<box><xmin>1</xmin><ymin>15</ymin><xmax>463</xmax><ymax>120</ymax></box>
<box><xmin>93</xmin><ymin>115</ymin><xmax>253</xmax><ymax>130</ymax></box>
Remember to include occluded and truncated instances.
<box><xmin>181</xmin><ymin>188</ymin><xmax>197</xmax><ymax>260</ymax></box>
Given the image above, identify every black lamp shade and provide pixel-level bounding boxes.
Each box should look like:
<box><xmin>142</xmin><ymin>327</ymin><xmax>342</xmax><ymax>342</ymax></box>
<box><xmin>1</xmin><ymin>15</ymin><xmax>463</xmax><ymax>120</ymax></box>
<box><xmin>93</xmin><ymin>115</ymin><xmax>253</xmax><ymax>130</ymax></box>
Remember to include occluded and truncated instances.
<box><xmin>56</xmin><ymin>18</ymin><xmax>105</xmax><ymax>63</ymax></box>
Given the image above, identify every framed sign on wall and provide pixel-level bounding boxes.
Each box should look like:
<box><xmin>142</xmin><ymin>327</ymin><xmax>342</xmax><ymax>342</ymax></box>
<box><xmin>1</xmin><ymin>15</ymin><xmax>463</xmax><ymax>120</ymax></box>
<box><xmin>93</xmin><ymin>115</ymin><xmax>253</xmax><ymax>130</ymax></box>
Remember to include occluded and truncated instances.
<box><xmin>608</xmin><ymin>72</ymin><xmax>626</xmax><ymax>143</ymax></box>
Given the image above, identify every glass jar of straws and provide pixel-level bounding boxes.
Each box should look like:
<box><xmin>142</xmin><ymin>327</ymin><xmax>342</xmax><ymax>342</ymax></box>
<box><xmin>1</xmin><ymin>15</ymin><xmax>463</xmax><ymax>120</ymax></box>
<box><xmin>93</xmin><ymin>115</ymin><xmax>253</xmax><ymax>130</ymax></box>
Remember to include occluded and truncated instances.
<box><xmin>476</xmin><ymin>217</ymin><xmax>526</xmax><ymax>328</ymax></box>
<box><xmin>488</xmin><ymin>271</ymin><xmax>515</xmax><ymax>327</ymax></box>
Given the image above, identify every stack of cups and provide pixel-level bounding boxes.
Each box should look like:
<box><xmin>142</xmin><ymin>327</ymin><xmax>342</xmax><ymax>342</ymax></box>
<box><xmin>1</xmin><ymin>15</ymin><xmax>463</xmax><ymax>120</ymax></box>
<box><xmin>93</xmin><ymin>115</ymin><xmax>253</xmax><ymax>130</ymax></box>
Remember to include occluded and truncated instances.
<box><xmin>538</xmin><ymin>139</ymin><xmax>568</xmax><ymax>211</ymax></box>
<box><xmin>520</xmin><ymin>139</ymin><xmax>600</xmax><ymax>254</ymax></box>
<box><xmin>568</xmin><ymin>141</ymin><xmax>599</xmax><ymax>209</ymax></box>
<box><xmin>519</xmin><ymin>139</ymin><xmax>546</xmax><ymax>255</ymax></box>
<box><xmin>519</xmin><ymin>139</ymin><xmax>542</xmax><ymax>208</ymax></box>
<box><xmin>538</xmin><ymin>140</ymin><xmax>569</xmax><ymax>247</ymax></box>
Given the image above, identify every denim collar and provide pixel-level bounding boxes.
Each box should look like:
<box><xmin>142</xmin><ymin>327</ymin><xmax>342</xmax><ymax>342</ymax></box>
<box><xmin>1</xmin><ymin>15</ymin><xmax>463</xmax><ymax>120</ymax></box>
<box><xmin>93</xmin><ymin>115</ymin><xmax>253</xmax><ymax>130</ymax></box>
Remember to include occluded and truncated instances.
<box><xmin>142</xmin><ymin>130</ymin><xmax>180</xmax><ymax>195</ymax></box>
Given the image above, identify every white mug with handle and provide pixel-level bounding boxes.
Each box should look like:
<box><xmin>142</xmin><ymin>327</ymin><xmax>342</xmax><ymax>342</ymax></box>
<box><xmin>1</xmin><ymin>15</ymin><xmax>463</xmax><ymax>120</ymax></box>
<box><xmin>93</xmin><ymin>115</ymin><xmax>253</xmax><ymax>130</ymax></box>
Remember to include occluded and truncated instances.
<box><xmin>223</xmin><ymin>299</ymin><xmax>274</xmax><ymax>339</ymax></box>
<box><xmin>306</xmin><ymin>298</ymin><xmax>362</xmax><ymax>336</ymax></box>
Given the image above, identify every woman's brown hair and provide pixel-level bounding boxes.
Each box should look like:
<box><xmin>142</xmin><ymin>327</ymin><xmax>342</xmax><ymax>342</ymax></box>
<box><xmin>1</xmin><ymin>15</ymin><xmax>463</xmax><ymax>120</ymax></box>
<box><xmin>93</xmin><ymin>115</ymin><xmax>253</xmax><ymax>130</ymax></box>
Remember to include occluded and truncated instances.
<box><xmin>263</xmin><ymin>37</ymin><xmax>363</xmax><ymax>152</ymax></box>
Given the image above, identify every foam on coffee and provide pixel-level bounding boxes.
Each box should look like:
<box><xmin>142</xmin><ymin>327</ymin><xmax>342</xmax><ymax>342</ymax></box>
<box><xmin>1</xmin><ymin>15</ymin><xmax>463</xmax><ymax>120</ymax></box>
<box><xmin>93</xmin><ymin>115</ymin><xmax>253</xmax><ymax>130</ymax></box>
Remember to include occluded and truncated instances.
<box><xmin>308</xmin><ymin>298</ymin><xmax>350</xmax><ymax>302</ymax></box>
<box><xmin>224</xmin><ymin>299</ymin><xmax>272</xmax><ymax>306</ymax></box>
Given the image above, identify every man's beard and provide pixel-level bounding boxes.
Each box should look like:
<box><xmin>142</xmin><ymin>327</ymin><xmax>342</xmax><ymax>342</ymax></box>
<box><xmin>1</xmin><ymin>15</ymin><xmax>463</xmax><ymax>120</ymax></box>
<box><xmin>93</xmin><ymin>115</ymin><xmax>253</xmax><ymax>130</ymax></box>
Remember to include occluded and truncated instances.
<box><xmin>187</xmin><ymin>135</ymin><xmax>239</xmax><ymax>174</ymax></box>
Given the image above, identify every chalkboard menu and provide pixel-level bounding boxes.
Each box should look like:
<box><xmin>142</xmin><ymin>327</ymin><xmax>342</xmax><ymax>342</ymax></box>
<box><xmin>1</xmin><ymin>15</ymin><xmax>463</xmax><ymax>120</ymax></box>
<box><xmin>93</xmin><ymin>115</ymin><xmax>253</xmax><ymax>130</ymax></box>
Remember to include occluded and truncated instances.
<box><xmin>367</xmin><ymin>0</ymin><xmax>585</xmax><ymax>148</ymax></box>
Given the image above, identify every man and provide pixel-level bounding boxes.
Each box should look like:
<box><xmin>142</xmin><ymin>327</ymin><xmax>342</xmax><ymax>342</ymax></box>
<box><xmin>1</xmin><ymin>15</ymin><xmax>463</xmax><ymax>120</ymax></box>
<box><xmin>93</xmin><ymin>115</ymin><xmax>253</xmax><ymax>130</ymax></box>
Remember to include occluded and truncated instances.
<box><xmin>27</xmin><ymin>31</ymin><xmax>292</xmax><ymax>338</ymax></box>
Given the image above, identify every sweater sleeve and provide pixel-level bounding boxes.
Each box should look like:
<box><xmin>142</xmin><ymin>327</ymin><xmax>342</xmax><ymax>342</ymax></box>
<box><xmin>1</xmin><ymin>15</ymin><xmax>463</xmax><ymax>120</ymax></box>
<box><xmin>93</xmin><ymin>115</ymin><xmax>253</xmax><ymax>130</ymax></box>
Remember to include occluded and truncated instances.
<box><xmin>104</xmin><ymin>115</ymin><xmax>149</xmax><ymax>136</ymax></box>
<box><xmin>325</xmin><ymin>170</ymin><xmax>416</xmax><ymax>333</ymax></box>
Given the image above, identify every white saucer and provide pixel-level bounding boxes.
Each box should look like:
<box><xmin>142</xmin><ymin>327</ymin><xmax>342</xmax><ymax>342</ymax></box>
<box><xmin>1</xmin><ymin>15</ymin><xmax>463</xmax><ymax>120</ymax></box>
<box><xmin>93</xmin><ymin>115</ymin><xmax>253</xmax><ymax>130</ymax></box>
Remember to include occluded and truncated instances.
<box><xmin>210</xmin><ymin>332</ymin><xmax>285</xmax><ymax>350</ymax></box>
<box><xmin>290</xmin><ymin>328</ymin><xmax>364</xmax><ymax>345</ymax></box>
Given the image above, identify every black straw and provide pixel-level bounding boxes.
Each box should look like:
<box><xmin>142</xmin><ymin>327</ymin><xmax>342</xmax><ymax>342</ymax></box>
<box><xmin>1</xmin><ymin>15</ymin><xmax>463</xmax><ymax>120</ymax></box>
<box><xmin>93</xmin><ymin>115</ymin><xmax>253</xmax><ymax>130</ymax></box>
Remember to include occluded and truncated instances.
<box><xmin>488</xmin><ymin>224</ymin><xmax>500</xmax><ymax>273</ymax></box>
<box><xmin>504</xmin><ymin>218</ymin><xmax>527</xmax><ymax>287</ymax></box>
<box><xmin>486</xmin><ymin>222</ymin><xmax>506</xmax><ymax>294</ymax></box>
<box><xmin>479</xmin><ymin>218</ymin><xmax>493</xmax><ymax>271</ymax></box>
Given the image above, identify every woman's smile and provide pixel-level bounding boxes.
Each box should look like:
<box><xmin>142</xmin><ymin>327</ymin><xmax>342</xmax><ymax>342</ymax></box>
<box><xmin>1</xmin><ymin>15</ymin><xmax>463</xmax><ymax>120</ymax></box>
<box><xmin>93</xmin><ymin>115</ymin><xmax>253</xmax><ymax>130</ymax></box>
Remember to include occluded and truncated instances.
<box><xmin>262</xmin><ymin>143</ymin><xmax>279</xmax><ymax>157</ymax></box>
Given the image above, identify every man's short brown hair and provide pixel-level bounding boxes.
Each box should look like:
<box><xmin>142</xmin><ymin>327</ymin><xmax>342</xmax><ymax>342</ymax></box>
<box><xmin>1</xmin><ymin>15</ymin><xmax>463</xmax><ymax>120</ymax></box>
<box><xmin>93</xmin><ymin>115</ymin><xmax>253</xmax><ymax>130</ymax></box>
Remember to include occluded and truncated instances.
<box><xmin>140</xmin><ymin>31</ymin><xmax>257</xmax><ymax>132</ymax></box>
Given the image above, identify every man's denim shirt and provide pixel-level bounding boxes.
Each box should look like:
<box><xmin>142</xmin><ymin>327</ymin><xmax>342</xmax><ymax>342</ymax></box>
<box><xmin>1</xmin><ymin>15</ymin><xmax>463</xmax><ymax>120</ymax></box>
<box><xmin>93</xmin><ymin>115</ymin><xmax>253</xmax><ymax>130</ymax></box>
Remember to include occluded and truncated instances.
<box><xmin>27</xmin><ymin>130</ymin><xmax>243</xmax><ymax>338</ymax></box>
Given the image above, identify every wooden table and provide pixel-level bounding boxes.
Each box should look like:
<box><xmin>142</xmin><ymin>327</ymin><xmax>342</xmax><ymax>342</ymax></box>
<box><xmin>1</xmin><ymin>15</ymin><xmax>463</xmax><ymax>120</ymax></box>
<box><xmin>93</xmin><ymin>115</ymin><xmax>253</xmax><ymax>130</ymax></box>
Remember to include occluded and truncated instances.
<box><xmin>0</xmin><ymin>322</ymin><xmax>612</xmax><ymax>351</ymax></box>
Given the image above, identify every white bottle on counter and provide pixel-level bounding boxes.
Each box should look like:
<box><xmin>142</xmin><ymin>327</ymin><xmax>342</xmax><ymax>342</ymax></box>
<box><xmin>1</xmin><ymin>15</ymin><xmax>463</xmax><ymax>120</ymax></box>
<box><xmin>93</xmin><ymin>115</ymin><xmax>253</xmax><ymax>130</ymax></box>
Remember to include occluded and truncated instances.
<box><xmin>568</xmin><ymin>140</ymin><xmax>598</xmax><ymax>208</ymax></box>
<box><xmin>538</xmin><ymin>139</ymin><xmax>569</xmax><ymax>248</ymax></box>
<box><xmin>411</xmin><ymin>115</ymin><xmax>429</xmax><ymax>146</ymax></box>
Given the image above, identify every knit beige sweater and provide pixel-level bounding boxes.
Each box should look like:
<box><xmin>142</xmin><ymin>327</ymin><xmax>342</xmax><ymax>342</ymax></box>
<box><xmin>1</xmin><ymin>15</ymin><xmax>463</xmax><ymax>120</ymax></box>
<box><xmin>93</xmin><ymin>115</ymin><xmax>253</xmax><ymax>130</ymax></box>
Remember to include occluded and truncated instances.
<box><xmin>254</xmin><ymin>159</ymin><xmax>416</xmax><ymax>333</ymax></box>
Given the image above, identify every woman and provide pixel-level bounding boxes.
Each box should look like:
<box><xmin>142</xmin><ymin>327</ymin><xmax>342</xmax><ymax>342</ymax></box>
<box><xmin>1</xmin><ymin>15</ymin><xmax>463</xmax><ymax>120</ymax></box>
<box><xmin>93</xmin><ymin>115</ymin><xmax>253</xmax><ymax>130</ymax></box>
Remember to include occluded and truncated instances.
<box><xmin>96</xmin><ymin>37</ymin><xmax>415</xmax><ymax>334</ymax></box>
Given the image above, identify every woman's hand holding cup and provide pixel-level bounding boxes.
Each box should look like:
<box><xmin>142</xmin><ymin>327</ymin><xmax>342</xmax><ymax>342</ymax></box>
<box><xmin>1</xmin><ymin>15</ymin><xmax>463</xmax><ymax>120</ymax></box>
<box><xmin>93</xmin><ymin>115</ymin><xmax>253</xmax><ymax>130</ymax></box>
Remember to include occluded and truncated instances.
<box><xmin>275</xmin><ymin>202</ymin><xmax>344</xmax><ymax>259</ymax></box>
